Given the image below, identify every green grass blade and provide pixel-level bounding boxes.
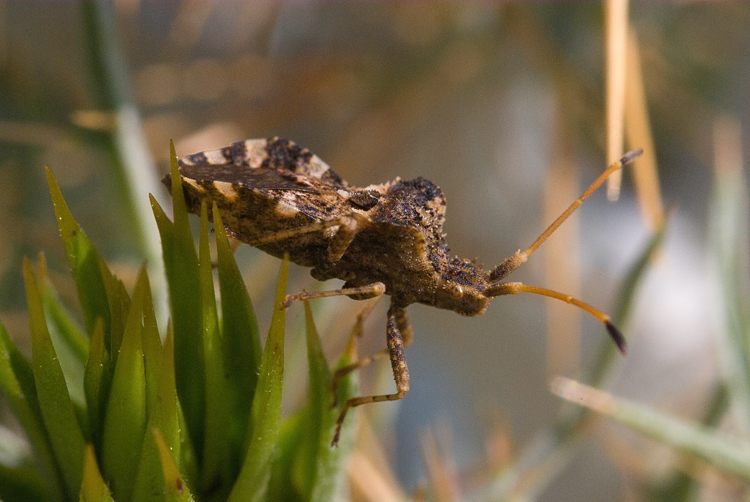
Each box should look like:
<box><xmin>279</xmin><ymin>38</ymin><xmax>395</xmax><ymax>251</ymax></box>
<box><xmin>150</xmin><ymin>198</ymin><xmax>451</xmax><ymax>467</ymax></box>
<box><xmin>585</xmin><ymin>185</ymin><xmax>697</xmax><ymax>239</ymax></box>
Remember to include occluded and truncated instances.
<box><xmin>302</xmin><ymin>301</ymin><xmax>358</xmax><ymax>502</ymax></box>
<box><xmin>585</xmin><ymin>220</ymin><xmax>667</xmax><ymax>386</ymax></box>
<box><xmin>153</xmin><ymin>143</ymin><xmax>206</xmax><ymax>458</ymax></box>
<box><xmin>0</xmin><ymin>320</ymin><xmax>63</xmax><ymax>500</ymax></box>
<box><xmin>24</xmin><ymin>258</ymin><xmax>85</xmax><ymax>502</ymax></box>
<box><xmin>35</xmin><ymin>255</ymin><xmax>87</xmax><ymax>410</ymax></box>
<box><xmin>80</xmin><ymin>444</ymin><xmax>114</xmax><ymax>502</ymax></box>
<box><xmin>153</xmin><ymin>429</ymin><xmax>195</xmax><ymax>502</ymax></box>
<box><xmin>553</xmin><ymin>377</ymin><xmax>750</xmax><ymax>481</ymax></box>
<box><xmin>612</xmin><ymin>219</ymin><xmax>668</xmax><ymax>330</ymax></box>
<box><xmin>198</xmin><ymin>201</ymin><xmax>233</xmax><ymax>495</ymax></box>
<box><xmin>266</xmin><ymin>410</ymin><xmax>306</xmax><ymax>502</ymax></box>
<box><xmin>214</xmin><ymin>202</ymin><xmax>262</xmax><ymax>466</ymax></box>
<box><xmin>228</xmin><ymin>258</ymin><xmax>288</xmax><ymax>502</ymax></box>
<box><xmin>131</xmin><ymin>327</ymin><xmax>187</xmax><ymax>502</ymax></box>
<box><xmin>141</xmin><ymin>271</ymin><xmax>163</xmax><ymax>420</ymax></box>
<box><xmin>79</xmin><ymin>0</ymin><xmax>163</xmax><ymax>266</ymax></box>
<box><xmin>83</xmin><ymin>318</ymin><xmax>111</xmax><ymax>452</ymax></box>
<box><xmin>38</xmin><ymin>257</ymin><xmax>88</xmax><ymax>366</ymax></box>
<box><xmin>97</xmin><ymin>258</ymin><xmax>131</xmax><ymax>359</ymax></box>
<box><xmin>46</xmin><ymin>167</ymin><xmax>111</xmax><ymax>341</ymax></box>
<box><xmin>648</xmin><ymin>383</ymin><xmax>729</xmax><ymax>500</ymax></box>
<box><xmin>100</xmin><ymin>267</ymin><xmax>149</xmax><ymax>502</ymax></box>
<box><xmin>710</xmin><ymin>162</ymin><xmax>750</xmax><ymax>431</ymax></box>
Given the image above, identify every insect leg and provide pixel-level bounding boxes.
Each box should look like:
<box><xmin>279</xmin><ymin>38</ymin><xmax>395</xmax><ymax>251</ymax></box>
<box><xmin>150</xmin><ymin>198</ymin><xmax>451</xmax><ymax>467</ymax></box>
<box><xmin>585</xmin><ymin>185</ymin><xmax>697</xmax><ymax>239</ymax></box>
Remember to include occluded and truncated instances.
<box><xmin>394</xmin><ymin>306</ymin><xmax>413</xmax><ymax>346</ymax></box>
<box><xmin>245</xmin><ymin>217</ymin><xmax>352</xmax><ymax>246</ymax></box>
<box><xmin>282</xmin><ymin>282</ymin><xmax>385</xmax><ymax>308</ymax></box>
<box><xmin>324</xmin><ymin>215</ymin><xmax>359</xmax><ymax>264</ymax></box>
<box><xmin>332</xmin><ymin>302</ymin><xmax>410</xmax><ymax>447</ymax></box>
<box><xmin>248</xmin><ymin>213</ymin><xmax>365</xmax><ymax>276</ymax></box>
<box><xmin>331</xmin><ymin>298</ymin><xmax>380</xmax><ymax>402</ymax></box>
<box><xmin>309</xmin><ymin>214</ymin><xmax>369</xmax><ymax>280</ymax></box>
<box><xmin>332</xmin><ymin>303</ymin><xmax>413</xmax><ymax>398</ymax></box>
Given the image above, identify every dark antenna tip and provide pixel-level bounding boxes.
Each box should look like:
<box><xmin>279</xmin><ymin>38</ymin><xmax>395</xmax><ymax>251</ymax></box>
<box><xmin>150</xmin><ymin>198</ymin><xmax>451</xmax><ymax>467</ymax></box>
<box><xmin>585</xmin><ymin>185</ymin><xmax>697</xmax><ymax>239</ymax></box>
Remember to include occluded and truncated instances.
<box><xmin>605</xmin><ymin>321</ymin><xmax>628</xmax><ymax>355</ymax></box>
<box><xmin>620</xmin><ymin>149</ymin><xmax>644</xmax><ymax>166</ymax></box>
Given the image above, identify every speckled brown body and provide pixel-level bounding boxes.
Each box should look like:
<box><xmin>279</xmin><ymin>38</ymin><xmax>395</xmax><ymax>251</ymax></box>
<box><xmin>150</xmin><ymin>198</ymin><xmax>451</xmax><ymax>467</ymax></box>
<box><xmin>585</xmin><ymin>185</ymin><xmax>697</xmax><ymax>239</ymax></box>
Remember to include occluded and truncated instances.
<box><xmin>164</xmin><ymin>137</ymin><xmax>491</xmax><ymax>314</ymax></box>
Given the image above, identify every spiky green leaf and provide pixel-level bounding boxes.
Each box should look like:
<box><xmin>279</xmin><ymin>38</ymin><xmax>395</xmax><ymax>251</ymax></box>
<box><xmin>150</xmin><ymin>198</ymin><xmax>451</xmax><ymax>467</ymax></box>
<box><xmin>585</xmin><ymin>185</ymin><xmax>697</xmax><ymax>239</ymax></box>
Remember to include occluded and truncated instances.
<box><xmin>46</xmin><ymin>167</ymin><xmax>110</xmax><ymax>341</ymax></box>
<box><xmin>0</xmin><ymin>459</ymin><xmax>50</xmax><ymax>502</ymax></box>
<box><xmin>131</xmin><ymin>327</ymin><xmax>188</xmax><ymax>502</ymax></box>
<box><xmin>304</xmin><ymin>301</ymin><xmax>358</xmax><ymax>502</ymax></box>
<box><xmin>97</xmin><ymin>258</ymin><xmax>131</xmax><ymax>359</ymax></box>
<box><xmin>141</xmin><ymin>272</ymin><xmax>163</xmax><ymax>419</ymax></box>
<box><xmin>154</xmin><ymin>429</ymin><xmax>195</xmax><ymax>502</ymax></box>
<box><xmin>198</xmin><ymin>201</ymin><xmax>233</xmax><ymax>496</ymax></box>
<box><xmin>152</xmin><ymin>143</ymin><xmax>205</xmax><ymax>457</ymax></box>
<box><xmin>214</xmin><ymin>202</ymin><xmax>262</xmax><ymax>469</ymax></box>
<box><xmin>100</xmin><ymin>267</ymin><xmax>149</xmax><ymax>502</ymax></box>
<box><xmin>83</xmin><ymin>318</ymin><xmax>110</xmax><ymax>451</ymax></box>
<box><xmin>0</xmin><ymin>323</ymin><xmax>63</xmax><ymax>502</ymax></box>
<box><xmin>24</xmin><ymin>258</ymin><xmax>85</xmax><ymax>501</ymax></box>
<box><xmin>228</xmin><ymin>258</ymin><xmax>288</xmax><ymax>502</ymax></box>
<box><xmin>80</xmin><ymin>445</ymin><xmax>114</xmax><ymax>502</ymax></box>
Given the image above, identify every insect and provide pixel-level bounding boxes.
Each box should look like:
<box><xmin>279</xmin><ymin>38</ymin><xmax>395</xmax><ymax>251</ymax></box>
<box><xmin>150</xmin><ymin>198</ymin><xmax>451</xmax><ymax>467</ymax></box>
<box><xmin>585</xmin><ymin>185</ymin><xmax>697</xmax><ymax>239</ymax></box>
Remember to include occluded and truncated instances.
<box><xmin>164</xmin><ymin>137</ymin><xmax>642</xmax><ymax>446</ymax></box>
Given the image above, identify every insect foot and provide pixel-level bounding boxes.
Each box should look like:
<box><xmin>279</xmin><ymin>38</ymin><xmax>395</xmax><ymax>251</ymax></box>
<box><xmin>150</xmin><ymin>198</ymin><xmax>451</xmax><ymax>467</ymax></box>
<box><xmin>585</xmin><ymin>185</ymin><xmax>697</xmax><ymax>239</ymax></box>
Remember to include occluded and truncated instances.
<box><xmin>164</xmin><ymin>137</ymin><xmax>642</xmax><ymax>446</ymax></box>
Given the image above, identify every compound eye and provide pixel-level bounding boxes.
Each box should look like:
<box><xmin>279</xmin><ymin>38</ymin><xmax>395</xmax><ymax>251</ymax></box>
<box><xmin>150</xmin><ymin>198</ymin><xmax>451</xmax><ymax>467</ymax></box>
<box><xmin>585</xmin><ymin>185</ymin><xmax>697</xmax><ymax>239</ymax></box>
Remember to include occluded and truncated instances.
<box><xmin>444</xmin><ymin>282</ymin><xmax>464</xmax><ymax>299</ymax></box>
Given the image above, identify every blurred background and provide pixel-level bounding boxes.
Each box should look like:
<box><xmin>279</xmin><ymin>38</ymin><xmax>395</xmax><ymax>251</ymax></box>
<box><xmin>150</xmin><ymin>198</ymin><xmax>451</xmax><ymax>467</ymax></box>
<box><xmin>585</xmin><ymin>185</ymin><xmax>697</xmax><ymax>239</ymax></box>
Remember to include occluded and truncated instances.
<box><xmin>1</xmin><ymin>2</ymin><xmax>749</xmax><ymax>500</ymax></box>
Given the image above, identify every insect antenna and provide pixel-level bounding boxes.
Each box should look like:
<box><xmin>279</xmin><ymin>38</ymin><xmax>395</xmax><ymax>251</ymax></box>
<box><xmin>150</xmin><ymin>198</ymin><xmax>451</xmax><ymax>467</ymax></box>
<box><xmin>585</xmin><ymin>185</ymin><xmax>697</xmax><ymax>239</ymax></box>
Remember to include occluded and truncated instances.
<box><xmin>488</xmin><ymin>149</ymin><xmax>643</xmax><ymax>283</ymax></box>
<box><xmin>484</xmin><ymin>149</ymin><xmax>643</xmax><ymax>355</ymax></box>
<box><xmin>483</xmin><ymin>282</ymin><xmax>627</xmax><ymax>354</ymax></box>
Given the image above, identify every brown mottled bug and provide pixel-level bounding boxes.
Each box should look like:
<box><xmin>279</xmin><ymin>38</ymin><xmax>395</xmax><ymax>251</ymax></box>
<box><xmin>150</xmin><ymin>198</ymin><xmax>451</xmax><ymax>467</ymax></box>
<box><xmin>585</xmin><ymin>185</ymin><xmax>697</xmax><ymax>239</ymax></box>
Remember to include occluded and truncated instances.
<box><xmin>164</xmin><ymin>137</ymin><xmax>642</xmax><ymax>445</ymax></box>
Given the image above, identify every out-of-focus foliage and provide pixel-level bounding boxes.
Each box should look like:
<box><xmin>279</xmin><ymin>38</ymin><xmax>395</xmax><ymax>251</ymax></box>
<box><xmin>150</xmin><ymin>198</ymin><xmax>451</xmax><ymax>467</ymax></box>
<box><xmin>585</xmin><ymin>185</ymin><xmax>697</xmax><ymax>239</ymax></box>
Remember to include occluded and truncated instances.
<box><xmin>2</xmin><ymin>2</ymin><xmax>749</xmax><ymax>500</ymax></box>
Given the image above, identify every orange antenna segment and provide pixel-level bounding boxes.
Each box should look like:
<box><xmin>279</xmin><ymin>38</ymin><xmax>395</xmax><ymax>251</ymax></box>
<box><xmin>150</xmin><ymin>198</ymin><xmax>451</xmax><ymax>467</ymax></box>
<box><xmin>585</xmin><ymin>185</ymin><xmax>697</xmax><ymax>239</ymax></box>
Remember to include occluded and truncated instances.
<box><xmin>483</xmin><ymin>282</ymin><xmax>627</xmax><ymax>354</ymax></box>
<box><xmin>489</xmin><ymin>149</ymin><xmax>642</xmax><ymax>283</ymax></box>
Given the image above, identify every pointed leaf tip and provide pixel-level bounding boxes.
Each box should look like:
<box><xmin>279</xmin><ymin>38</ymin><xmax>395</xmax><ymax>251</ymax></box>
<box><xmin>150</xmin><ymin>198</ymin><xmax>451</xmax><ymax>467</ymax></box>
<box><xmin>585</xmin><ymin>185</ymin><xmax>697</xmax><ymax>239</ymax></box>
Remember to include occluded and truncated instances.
<box><xmin>606</xmin><ymin>321</ymin><xmax>628</xmax><ymax>355</ymax></box>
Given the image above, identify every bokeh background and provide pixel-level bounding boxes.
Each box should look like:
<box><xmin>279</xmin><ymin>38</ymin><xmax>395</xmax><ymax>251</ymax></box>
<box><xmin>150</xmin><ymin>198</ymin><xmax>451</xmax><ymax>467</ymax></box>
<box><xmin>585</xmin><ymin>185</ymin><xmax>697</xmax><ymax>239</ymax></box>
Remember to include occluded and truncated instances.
<box><xmin>2</xmin><ymin>2</ymin><xmax>749</xmax><ymax>500</ymax></box>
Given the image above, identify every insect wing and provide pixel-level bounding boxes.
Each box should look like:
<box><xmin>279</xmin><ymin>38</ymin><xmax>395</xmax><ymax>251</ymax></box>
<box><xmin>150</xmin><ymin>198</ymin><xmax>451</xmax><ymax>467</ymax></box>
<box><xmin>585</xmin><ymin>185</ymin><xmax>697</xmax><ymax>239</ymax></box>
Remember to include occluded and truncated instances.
<box><xmin>178</xmin><ymin>162</ymin><xmax>319</xmax><ymax>192</ymax></box>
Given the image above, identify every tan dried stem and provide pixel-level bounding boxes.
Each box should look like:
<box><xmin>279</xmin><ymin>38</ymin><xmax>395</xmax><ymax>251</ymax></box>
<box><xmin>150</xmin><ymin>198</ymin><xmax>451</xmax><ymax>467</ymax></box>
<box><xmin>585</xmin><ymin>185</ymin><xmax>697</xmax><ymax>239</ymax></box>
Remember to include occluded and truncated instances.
<box><xmin>605</xmin><ymin>0</ymin><xmax>630</xmax><ymax>200</ymax></box>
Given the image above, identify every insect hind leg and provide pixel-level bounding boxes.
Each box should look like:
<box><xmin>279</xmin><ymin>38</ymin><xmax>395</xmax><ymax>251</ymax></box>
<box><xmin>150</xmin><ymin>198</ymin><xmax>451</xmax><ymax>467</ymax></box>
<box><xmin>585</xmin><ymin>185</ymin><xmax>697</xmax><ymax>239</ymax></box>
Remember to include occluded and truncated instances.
<box><xmin>332</xmin><ymin>302</ymin><xmax>413</xmax><ymax>399</ymax></box>
<box><xmin>332</xmin><ymin>302</ymin><xmax>411</xmax><ymax>447</ymax></box>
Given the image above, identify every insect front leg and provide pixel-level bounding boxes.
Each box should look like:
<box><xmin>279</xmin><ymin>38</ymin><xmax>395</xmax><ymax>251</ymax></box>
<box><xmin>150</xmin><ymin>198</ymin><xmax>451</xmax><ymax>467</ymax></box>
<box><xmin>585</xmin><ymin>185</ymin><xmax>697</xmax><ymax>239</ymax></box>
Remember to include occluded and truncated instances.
<box><xmin>332</xmin><ymin>302</ymin><xmax>411</xmax><ymax>447</ymax></box>
<box><xmin>308</xmin><ymin>213</ymin><xmax>369</xmax><ymax>282</ymax></box>
<box><xmin>323</xmin><ymin>215</ymin><xmax>359</xmax><ymax>265</ymax></box>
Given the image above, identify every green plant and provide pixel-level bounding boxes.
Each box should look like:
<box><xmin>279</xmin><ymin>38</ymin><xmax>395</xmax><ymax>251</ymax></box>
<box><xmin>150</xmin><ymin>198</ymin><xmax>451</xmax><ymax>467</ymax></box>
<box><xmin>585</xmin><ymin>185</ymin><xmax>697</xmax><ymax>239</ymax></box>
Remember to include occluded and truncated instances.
<box><xmin>0</xmin><ymin>147</ymin><xmax>357</xmax><ymax>502</ymax></box>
